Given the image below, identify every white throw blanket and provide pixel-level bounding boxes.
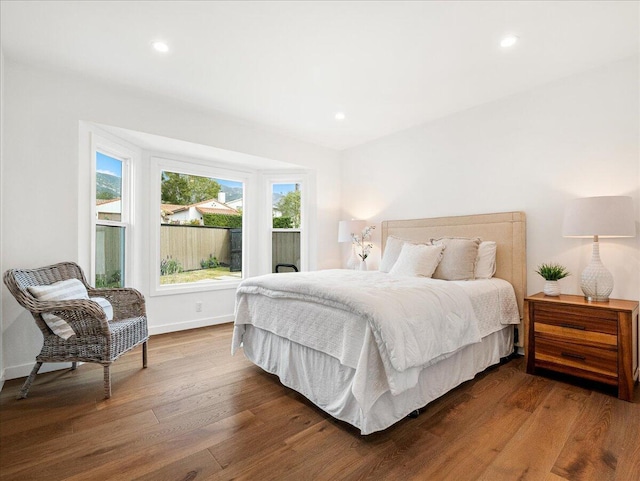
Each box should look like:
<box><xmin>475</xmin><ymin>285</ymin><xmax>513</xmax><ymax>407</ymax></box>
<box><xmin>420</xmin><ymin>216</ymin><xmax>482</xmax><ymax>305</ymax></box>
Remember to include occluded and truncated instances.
<box><xmin>233</xmin><ymin>270</ymin><xmax>482</xmax><ymax>381</ymax></box>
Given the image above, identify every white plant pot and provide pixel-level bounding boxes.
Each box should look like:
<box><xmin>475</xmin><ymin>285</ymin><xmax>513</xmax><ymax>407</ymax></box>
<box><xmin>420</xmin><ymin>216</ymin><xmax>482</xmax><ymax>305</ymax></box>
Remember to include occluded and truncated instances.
<box><xmin>543</xmin><ymin>280</ymin><xmax>560</xmax><ymax>297</ymax></box>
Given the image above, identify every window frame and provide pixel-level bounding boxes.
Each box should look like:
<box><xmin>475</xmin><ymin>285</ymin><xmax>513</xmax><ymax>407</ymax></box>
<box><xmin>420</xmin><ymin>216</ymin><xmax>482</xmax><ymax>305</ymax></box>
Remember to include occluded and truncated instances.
<box><xmin>90</xmin><ymin>134</ymin><xmax>134</xmax><ymax>288</ymax></box>
<box><xmin>149</xmin><ymin>155</ymin><xmax>253</xmax><ymax>297</ymax></box>
<box><xmin>264</xmin><ymin>172</ymin><xmax>312</xmax><ymax>274</ymax></box>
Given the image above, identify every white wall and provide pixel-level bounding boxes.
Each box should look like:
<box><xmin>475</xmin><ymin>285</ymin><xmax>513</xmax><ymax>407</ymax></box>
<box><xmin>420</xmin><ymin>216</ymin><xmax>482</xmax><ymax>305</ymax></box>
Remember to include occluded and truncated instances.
<box><xmin>341</xmin><ymin>56</ymin><xmax>640</xmax><ymax>301</ymax></box>
<box><xmin>1</xmin><ymin>59</ymin><xmax>342</xmax><ymax>380</ymax></box>
<box><xmin>0</xmin><ymin>51</ymin><xmax>5</xmax><ymax>388</ymax></box>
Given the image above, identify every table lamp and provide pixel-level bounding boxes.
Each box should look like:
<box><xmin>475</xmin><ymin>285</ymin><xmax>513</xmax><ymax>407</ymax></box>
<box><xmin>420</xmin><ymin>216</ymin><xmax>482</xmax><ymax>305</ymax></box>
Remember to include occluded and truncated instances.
<box><xmin>338</xmin><ymin>220</ymin><xmax>366</xmax><ymax>270</ymax></box>
<box><xmin>562</xmin><ymin>196</ymin><xmax>635</xmax><ymax>301</ymax></box>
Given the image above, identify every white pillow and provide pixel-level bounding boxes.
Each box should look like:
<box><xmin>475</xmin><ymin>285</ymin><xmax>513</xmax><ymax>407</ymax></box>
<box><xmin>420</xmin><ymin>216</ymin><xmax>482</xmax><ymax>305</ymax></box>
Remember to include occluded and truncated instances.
<box><xmin>388</xmin><ymin>243</ymin><xmax>444</xmax><ymax>278</ymax></box>
<box><xmin>475</xmin><ymin>241</ymin><xmax>497</xmax><ymax>279</ymax></box>
<box><xmin>91</xmin><ymin>297</ymin><xmax>114</xmax><ymax>321</ymax></box>
<box><xmin>28</xmin><ymin>279</ymin><xmax>89</xmax><ymax>340</ymax></box>
<box><xmin>28</xmin><ymin>280</ymin><xmax>114</xmax><ymax>339</ymax></box>
<box><xmin>379</xmin><ymin>236</ymin><xmax>407</xmax><ymax>273</ymax></box>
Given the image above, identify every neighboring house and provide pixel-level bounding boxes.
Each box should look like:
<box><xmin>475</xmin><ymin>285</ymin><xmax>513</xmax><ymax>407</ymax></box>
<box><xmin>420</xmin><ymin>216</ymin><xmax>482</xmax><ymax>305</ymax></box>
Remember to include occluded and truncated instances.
<box><xmin>161</xmin><ymin>194</ymin><xmax>239</xmax><ymax>225</ymax></box>
<box><xmin>226</xmin><ymin>197</ymin><xmax>243</xmax><ymax>212</ymax></box>
<box><xmin>96</xmin><ymin>198</ymin><xmax>122</xmax><ymax>221</ymax></box>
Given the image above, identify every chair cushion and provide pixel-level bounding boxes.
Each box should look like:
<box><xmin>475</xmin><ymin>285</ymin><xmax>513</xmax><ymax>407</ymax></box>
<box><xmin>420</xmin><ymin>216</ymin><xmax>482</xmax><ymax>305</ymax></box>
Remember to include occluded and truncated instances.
<box><xmin>27</xmin><ymin>280</ymin><xmax>114</xmax><ymax>339</ymax></box>
<box><xmin>28</xmin><ymin>279</ymin><xmax>89</xmax><ymax>339</ymax></box>
<box><xmin>91</xmin><ymin>297</ymin><xmax>114</xmax><ymax>321</ymax></box>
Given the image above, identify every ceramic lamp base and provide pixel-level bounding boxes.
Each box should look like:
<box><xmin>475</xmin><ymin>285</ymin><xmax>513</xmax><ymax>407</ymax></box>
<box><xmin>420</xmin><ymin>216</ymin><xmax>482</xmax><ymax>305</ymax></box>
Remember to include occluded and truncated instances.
<box><xmin>581</xmin><ymin>241</ymin><xmax>613</xmax><ymax>301</ymax></box>
<box><xmin>346</xmin><ymin>245</ymin><xmax>359</xmax><ymax>270</ymax></box>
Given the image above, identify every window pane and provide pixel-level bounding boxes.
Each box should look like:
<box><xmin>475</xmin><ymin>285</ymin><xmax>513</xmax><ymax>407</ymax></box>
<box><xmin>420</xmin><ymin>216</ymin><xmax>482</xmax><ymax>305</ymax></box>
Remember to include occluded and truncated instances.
<box><xmin>272</xmin><ymin>231</ymin><xmax>300</xmax><ymax>273</ymax></box>
<box><xmin>95</xmin><ymin>225</ymin><xmax>125</xmax><ymax>287</ymax></box>
<box><xmin>272</xmin><ymin>183</ymin><xmax>301</xmax><ymax>229</ymax></box>
<box><xmin>272</xmin><ymin>183</ymin><xmax>301</xmax><ymax>272</ymax></box>
<box><xmin>96</xmin><ymin>152</ymin><xmax>123</xmax><ymax>221</ymax></box>
<box><xmin>160</xmin><ymin>171</ymin><xmax>243</xmax><ymax>284</ymax></box>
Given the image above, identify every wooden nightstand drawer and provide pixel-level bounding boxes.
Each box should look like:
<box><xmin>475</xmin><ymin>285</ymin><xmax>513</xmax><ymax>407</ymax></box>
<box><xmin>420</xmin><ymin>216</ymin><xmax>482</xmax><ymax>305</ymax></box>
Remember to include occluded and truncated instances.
<box><xmin>534</xmin><ymin>322</ymin><xmax>617</xmax><ymax>349</ymax></box>
<box><xmin>535</xmin><ymin>338</ymin><xmax>618</xmax><ymax>384</ymax></box>
<box><xmin>534</xmin><ymin>304</ymin><xmax>617</xmax><ymax>334</ymax></box>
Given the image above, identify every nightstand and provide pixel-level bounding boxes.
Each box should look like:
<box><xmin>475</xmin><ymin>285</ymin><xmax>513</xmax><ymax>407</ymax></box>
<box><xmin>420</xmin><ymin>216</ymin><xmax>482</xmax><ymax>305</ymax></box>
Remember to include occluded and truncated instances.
<box><xmin>526</xmin><ymin>293</ymin><xmax>639</xmax><ymax>401</ymax></box>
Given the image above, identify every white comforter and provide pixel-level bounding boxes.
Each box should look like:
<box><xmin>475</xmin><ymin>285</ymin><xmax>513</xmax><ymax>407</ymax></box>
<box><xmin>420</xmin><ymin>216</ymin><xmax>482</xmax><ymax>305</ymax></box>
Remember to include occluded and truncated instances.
<box><xmin>235</xmin><ymin>270</ymin><xmax>483</xmax><ymax>371</ymax></box>
<box><xmin>233</xmin><ymin>270</ymin><xmax>491</xmax><ymax>398</ymax></box>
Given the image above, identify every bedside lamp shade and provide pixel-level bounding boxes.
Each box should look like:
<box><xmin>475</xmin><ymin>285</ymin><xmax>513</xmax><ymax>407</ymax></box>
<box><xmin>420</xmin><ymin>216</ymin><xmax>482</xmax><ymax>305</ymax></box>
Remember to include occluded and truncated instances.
<box><xmin>562</xmin><ymin>196</ymin><xmax>636</xmax><ymax>301</ymax></box>
<box><xmin>562</xmin><ymin>196</ymin><xmax>635</xmax><ymax>238</ymax></box>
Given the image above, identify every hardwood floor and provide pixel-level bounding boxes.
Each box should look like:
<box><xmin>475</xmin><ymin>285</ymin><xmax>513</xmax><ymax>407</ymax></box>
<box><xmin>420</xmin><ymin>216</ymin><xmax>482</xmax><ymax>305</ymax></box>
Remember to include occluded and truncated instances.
<box><xmin>1</xmin><ymin>323</ymin><xmax>638</xmax><ymax>480</ymax></box>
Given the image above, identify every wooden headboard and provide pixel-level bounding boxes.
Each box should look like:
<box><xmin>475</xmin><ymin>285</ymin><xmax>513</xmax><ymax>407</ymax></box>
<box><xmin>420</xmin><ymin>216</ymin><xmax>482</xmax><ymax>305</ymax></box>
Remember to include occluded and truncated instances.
<box><xmin>381</xmin><ymin>211</ymin><xmax>527</xmax><ymax>318</ymax></box>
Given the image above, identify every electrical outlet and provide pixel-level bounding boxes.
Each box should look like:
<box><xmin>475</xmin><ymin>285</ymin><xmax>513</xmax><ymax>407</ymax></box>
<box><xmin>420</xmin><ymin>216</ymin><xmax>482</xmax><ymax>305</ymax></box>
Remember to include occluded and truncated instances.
<box><xmin>195</xmin><ymin>301</ymin><xmax>202</xmax><ymax>312</ymax></box>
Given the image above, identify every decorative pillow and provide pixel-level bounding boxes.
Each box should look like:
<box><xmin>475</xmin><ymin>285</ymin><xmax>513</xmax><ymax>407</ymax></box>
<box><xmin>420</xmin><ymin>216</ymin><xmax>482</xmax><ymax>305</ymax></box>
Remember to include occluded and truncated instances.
<box><xmin>475</xmin><ymin>241</ymin><xmax>497</xmax><ymax>279</ymax></box>
<box><xmin>388</xmin><ymin>243</ymin><xmax>445</xmax><ymax>278</ymax></box>
<box><xmin>28</xmin><ymin>279</ymin><xmax>89</xmax><ymax>340</ymax></box>
<box><xmin>379</xmin><ymin>236</ymin><xmax>408</xmax><ymax>273</ymax></box>
<box><xmin>431</xmin><ymin>237</ymin><xmax>481</xmax><ymax>281</ymax></box>
<box><xmin>90</xmin><ymin>297</ymin><xmax>114</xmax><ymax>321</ymax></box>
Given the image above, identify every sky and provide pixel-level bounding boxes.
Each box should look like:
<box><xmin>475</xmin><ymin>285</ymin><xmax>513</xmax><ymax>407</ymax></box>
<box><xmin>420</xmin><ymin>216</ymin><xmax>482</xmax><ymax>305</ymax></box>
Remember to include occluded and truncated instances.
<box><xmin>98</xmin><ymin>154</ymin><xmax>291</xmax><ymax>196</ymax></box>
<box><xmin>216</xmin><ymin>178</ymin><xmax>243</xmax><ymax>189</ymax></box>
<box><xmin>272</xmin><ymin>183</ymin><xmax>298</xmax><ymax>195</ymax></box>
<box><xmin>96</xmin><ymin>152</ymin><xmax>122</xmax><ymax>177</ymax></box>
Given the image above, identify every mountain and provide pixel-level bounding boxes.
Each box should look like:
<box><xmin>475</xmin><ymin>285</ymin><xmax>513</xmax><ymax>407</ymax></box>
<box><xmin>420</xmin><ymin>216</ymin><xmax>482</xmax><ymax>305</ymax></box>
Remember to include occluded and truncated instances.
<box><xmin>220</xmin><ymin>185</ymin><xmax>243</xmax><ymax>202</ymax></box>
<box><xmin>96</xmin><ymin>172</ymin><xmax>121</xmax><ymax>199</ymax></box>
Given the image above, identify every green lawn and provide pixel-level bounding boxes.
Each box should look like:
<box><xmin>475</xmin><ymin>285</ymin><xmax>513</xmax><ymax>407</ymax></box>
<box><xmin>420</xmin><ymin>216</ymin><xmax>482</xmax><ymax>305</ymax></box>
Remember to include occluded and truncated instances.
<box><xmin>160</xmin><ymin>267</ymin><xmax>241</xmax><ymax>285</ymax></box>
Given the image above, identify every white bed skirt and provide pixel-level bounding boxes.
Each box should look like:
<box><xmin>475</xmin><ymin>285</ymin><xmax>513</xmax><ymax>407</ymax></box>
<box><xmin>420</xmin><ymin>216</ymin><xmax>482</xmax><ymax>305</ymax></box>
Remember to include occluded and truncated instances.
<box><xmin>241</xmin><ymin>325</ymin><xmax>514</xmax><ymax>435</ymax></box>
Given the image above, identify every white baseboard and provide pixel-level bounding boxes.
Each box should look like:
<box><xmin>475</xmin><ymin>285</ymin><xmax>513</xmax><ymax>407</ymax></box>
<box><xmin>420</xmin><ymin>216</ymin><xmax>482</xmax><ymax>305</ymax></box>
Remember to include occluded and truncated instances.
<box><xmin>3</xmin><ymin>361</ymin><xmax>76</xmax><ymax>382</ymax></box>
<box><xmin>148</xmin><ymin>314</ymin><xmax>234</xmax><ymax>336</ymax></box>
<box><xmin>0</xmin><ymin>315</ymin><xmax>234</xmax><ymax>386</ymax></box>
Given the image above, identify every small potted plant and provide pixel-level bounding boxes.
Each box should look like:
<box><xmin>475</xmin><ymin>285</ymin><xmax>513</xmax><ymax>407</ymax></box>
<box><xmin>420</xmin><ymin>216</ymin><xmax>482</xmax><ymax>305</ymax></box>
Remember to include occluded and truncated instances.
<box><xmin>535</xmin><ymin>262</ymin><xmax>570</xmax><ymax>296</ymax></box>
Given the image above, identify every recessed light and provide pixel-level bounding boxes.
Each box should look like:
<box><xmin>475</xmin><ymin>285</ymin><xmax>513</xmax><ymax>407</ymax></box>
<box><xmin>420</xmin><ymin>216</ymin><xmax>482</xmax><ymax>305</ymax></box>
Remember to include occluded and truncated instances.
<box><xmin>500</xmin><ymin>34</ymin><xmax>519</xmax><ymax>48</ymax></box>
<box><xmin>335</xmin><ymin>112</ymin><xmax>346</xmax><ymax>121</ymax></box>
<box><xmin>151</xmin><ymin>41</ymin><xmax>169</xmax><ymax>53</ymax></box>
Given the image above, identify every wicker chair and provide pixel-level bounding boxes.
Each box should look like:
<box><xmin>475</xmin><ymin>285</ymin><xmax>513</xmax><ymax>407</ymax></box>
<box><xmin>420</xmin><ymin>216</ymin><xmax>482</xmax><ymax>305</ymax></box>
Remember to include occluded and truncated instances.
<box><xmin>3</xmin><ymin>261</ymin><xmax>148</xmax><ymax>399</ymax></box>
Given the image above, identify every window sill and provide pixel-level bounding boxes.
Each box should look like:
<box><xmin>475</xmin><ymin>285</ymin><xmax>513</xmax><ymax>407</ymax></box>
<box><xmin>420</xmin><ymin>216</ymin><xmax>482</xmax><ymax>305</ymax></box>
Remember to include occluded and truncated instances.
<box><xmin>149</xmin><ymin>278</ymin><xmax>242</xmax><ymax>297</ymax></box>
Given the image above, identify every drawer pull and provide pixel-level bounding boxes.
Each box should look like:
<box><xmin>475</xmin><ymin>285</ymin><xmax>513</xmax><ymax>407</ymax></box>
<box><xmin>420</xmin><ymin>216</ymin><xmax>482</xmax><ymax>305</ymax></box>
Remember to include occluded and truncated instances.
<box><xmin>561</xmin><ymin>352</ymin><xmax>586</xmax><ymax>361</ymax></box>
<box><xmin>560</xmin><ymin>323</ymin><xmax>586</xmax><ymax>331</ymax></box>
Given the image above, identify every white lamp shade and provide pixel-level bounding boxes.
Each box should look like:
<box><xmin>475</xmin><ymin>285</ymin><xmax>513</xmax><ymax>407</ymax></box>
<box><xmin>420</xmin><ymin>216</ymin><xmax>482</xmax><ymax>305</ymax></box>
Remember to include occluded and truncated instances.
<box><xmin>562</xmin><ymin>196</ymin><xmax>635</xmax><ymax>238</ymax></box>
<box><xmin>338</xmin><ymin>220</ymin><xmax>366</xmax><ymax>242</ymax></box>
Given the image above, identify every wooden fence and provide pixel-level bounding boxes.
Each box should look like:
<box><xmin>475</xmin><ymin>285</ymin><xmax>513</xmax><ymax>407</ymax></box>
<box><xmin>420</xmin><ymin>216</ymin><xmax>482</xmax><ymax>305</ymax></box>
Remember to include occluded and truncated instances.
<box><xmin>272</xmin><ymin>231</ymin><xmax>300</xmax><ymax>272</ymax></box>
<box><xmin>161</xmin><ymin>225</ymin><xmax>301</xmax><ymax>274</ymax></box>
<box><xmin>161</xmin><ymin>225</ymin><xmax>230</xmax><ymax>271</ymax></box>
<box><xmin>96</xmin><ymin>225</ymin><xmax>123</xmax><ymax>284</ymax></box>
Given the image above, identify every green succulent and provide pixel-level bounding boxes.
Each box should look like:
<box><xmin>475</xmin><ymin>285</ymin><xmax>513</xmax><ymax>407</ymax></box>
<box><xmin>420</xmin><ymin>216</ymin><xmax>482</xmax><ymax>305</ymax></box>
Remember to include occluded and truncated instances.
<box><xmin>535</xmin><ymin>263</ymin><xmax>570</xmax><ymax>281</ymax></box>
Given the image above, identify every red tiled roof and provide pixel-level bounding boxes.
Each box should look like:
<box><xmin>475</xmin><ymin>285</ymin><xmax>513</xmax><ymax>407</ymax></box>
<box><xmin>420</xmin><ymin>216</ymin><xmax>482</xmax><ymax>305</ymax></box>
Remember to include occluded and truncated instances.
<box><xmin>96</xmin><ymin>198</ymin><xmax>120</xmax><ymax>206</ymax></box>
<box><xmin>196</xmin><ymin>207</ymin><xmax>238</xmax><ymax>215</ymax></box>
<box><xmin>161</xmin><ymin>203</ymin><xmax>189</xmax><ymax>213</ymax></box>
<box><xmin>161</xmin><ymin>199</ymin><xmax>238</xmax><ymax>215</ymax></box>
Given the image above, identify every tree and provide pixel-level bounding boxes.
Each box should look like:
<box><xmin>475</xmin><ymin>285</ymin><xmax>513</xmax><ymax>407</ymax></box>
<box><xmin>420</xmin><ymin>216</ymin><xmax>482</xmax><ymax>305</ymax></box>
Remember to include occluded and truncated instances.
<box><xmin>275</xmin><ymin>190</ymin><xmax>301</xmax><ymax>228</ymax></box>
<box><xmin>161</xmin><ymin>172</ymin><xmax>191</xmax><ymax>204</ymax></box>
<box><xmin>189</xmin><ymin>176</ymin><xmax>220</xmax><ymax>203</ymax></box>
<box><xmin>161</xmin><ymin>172</ymin><xmax>221</xmax><ymax>205</ymax></box>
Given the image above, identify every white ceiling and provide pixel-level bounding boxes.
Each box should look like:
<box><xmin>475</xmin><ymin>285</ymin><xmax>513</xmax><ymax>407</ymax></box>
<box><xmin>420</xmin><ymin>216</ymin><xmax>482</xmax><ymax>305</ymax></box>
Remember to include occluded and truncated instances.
<box><xmin>1</xmin><ymin>1</ymin><xmax>638</xmax><ymax>150</ymax></box>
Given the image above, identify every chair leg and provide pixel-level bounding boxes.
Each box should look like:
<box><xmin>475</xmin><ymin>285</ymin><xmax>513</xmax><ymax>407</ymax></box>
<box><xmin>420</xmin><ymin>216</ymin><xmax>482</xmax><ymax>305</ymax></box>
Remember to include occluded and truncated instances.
<box><xmin>142</xmin><ymin>341</ymin><xmax>148</xmax><ymax>368</ymax></box>
<box><xmin>18</xmin><ymin>362</ymin><xmax>43</xmax><ymax>400</ymax></box>
<box><xmin>103</xmin><ymin>365</ymin><xmax>112</xmax><ymax>399</ymax></box>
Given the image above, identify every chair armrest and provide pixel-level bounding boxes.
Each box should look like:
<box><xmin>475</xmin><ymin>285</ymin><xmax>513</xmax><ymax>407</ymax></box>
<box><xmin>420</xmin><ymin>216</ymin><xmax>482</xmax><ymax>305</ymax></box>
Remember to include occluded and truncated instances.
<box><xmin>86</xmin><ymin>287</ymin><xmax>146</xmax><ymax>320</ymax></box>
<box><xmin>31</xmin><ymin>299</ymin><xmax>110</xmax><ymax>336</ymax></box>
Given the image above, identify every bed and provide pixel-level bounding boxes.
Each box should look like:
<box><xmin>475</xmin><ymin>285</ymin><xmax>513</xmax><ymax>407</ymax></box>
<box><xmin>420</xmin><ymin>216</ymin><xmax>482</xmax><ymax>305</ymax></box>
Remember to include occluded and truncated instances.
<box><xmin>232</xmin><ymin>211</ymin><xmax>526</xmax><ymax>434</ymax></box>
